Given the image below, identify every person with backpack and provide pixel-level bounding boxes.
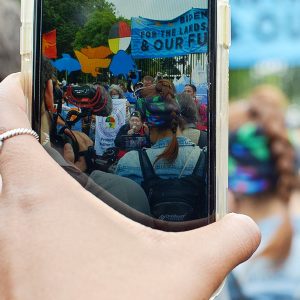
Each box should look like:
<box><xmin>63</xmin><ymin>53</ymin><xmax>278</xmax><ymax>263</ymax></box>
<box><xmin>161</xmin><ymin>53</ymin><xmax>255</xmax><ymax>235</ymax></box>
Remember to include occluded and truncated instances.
<box><xmin>177</xmin><ymin>92</ymin><xmax>207</xmax><ymax>148</ymax></box>
<box><xmin>115</xmin><ymin>80</ymin><xmax>207</xmax><ymax>222</ymax></box>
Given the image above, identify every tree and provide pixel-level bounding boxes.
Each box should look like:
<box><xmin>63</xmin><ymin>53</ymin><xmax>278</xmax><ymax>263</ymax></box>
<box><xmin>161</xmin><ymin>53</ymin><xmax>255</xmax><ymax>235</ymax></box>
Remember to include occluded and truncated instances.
<box><xmin>73</xmin><ymin>8</ymin><xmax>117</xmax><ymax>49</ymax></box>
<box><xmin>42</xmin><ymin>0</ymin><xmax>116</xmax><ymax>55</ymax></box>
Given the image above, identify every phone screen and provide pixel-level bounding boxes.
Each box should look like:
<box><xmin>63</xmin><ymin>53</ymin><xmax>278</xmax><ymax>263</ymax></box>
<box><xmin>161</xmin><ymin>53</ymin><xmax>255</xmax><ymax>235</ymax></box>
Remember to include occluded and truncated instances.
<box><xmin>33</xmin><ymin>0</ymin><xmax>217</xmax><ymax>231</ymax></box>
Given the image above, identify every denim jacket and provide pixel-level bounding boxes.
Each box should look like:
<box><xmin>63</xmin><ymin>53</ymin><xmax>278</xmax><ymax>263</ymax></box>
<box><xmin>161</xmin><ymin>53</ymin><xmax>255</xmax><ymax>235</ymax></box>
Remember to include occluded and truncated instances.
<box><xmin>115</xmin><ymin>136</ymin><xmax>202</xmax><ymax>185</ymax></box>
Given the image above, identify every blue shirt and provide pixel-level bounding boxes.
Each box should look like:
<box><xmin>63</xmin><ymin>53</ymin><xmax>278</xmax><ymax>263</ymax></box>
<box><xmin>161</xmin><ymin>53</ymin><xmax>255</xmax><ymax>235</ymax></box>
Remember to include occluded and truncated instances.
<box><xmin>115</xmin><ymin>136</ymin><xmax>202</xmax><ymax>185</ymax></box>
<box><xmin>218</xmin><ymin>216</ymin><xmax>300</xmax><ymax>300</ymax></box>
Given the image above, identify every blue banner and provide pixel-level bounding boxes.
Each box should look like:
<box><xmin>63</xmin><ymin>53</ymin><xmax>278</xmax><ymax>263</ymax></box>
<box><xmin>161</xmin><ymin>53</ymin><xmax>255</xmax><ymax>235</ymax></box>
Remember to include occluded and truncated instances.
<box><xmin>131</xmin><ymin>8</ymin><xmax>208</xmax><ymax>59</ymax></box>
<box><xmin>231</xmin><ymin>0</ymin><xmax>300</xmax><ymax>68</ymax></box>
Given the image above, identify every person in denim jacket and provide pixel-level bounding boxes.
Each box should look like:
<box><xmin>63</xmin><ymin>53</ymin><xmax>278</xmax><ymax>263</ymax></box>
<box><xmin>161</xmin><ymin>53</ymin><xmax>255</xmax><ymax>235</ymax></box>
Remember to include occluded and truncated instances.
<box><xmin>115</xmin><ymin>79</ymin><xmax>203</xmax><ymax>186</ymax></box>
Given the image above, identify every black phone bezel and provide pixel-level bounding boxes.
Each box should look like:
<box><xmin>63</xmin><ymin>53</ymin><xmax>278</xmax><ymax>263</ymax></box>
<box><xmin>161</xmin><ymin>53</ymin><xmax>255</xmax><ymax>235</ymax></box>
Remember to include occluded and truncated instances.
<box><xmin>32</xmin><ymin>0</ymin><xmax>218</xmax><ymax>231</ymax></box>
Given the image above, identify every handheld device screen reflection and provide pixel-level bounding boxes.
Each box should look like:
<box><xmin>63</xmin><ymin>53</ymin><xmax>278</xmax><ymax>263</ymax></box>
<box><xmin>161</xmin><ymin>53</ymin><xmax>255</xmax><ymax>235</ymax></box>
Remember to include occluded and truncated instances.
<box><xmin>36</xmin><ymin>0</ymin><xmax>216</xmax><ymax>231</ymax></box>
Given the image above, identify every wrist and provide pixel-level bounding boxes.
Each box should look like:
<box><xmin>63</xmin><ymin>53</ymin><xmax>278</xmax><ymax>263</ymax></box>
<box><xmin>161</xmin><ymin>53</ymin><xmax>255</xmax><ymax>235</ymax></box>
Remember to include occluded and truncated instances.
<box><xmin>0</xmin><ymin>134</ymin><xmax>41</xmax><ymax>169</ymax></box>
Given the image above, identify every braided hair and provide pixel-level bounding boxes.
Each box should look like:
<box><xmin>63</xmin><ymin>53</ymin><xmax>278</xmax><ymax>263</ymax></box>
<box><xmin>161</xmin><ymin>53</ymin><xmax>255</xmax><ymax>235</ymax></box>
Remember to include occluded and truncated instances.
<box><xmin>249</xmin><ymin>99</ymin><xmax>296</xmax><ymax>202</ymax></box>
<box><xmin>229</xmin><ymin>96</ymin><xmax>297</xmax><ymax>263</ymax></box>
<box><xmin>138</xmin><ymin>79</ymin><xmax>183</xmax><ymax>164</ymax></box>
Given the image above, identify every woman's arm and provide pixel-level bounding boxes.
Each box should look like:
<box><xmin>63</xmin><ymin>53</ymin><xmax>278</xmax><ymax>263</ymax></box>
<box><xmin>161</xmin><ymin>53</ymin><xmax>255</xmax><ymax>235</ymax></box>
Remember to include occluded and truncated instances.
<box><xmin>0</xmin><ymin>73</ymin><xmax>261</xmax><ymax>300</ymax></box>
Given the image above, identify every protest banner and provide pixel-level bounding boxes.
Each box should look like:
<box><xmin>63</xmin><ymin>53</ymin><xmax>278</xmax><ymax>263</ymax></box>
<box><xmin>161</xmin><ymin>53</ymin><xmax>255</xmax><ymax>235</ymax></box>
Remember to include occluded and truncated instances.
<box><xmin>131</xmin><ymin>8</ymin><xmax>208</xmax><ymax>59</ymax></box>
<box><xmin>94</xmin><ymin>99</ymin><xmax>127</xmax><ymax>155</ymax></box>
<box><xmin>231</xmin><ymin>0</ymin><xmax>300</xmax><ymax>68</ymax></box>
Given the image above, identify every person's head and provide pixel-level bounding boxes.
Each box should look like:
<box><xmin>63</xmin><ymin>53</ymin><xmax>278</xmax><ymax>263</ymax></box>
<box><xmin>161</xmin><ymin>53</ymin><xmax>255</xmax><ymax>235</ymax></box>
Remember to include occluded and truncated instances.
<box><xmin>129</xmin><ymin>111</ymin><xmax>142</xmax><ymax>132</ymax></box>
<box><xmin>142</xmin><ymin>75</ymin><xmax>154</xmax><ymax>88</ymax></box>
<box><xmin>41</xmin><ymin>57</ymin><xmax>56</xmax><ymax>135</ymax></box>
<box><xmin>119</xmin><ymin>82</ymin><xmax>127</xmax><ymax>93</ymax></box>
<box><xmin>249</xmin><ymin>84</ymin><xmax>289</xmax><ymax>113</ymax></box>
<box><xmin>229</xmin><ymin>98</ymin><xmax>296</xmax><ymax>203</ymax></box>
<box><xmin>229</xmin><ymin>98</ymin><xmax>297</xmax><ymax>263</ymax></box>
<box><xmin>139</xmin><ymin>79</ymin><xmax>184</xmax><ymax>163</ymax></box>
<box><xmin>109</xmin><ymin>84</ymin><xmax>124</xmax><ymax>99</ymax></box>
<box><xmin>177</xmin><ymin>93</ymin><xmax>199</xmax><ymax>125</ymax></box>
<box><xmin>42</xmin><ymin>57</ymin><xmax>112</xmax><ymax>132</ymax></box>
<box><xmin>184</xmin><ymin>84</ymin><xmax>197</xmax><ymax>99</ymax></box>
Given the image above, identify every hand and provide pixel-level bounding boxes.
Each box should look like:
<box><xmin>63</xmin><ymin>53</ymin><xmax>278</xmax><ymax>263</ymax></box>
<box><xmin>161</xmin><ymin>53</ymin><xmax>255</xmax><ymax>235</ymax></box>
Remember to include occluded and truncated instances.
<box><xmin>127</xmin><ymin>128</ymin><xmax>135</xmax><ymax>135</ymax></box>
<box><xmin>0</xmin><ymin>74</ymin><xmax>260</xmax><ymax>300</ymax></box>
<box><xmin>64</xmin><ymin>129</ymin><xmax>93</xmax><ymax>152</ymax></box>
<box><xmin>63</xmin><ymin>129</ymin><xmax>93</xmax><ymax>172</ymax></box>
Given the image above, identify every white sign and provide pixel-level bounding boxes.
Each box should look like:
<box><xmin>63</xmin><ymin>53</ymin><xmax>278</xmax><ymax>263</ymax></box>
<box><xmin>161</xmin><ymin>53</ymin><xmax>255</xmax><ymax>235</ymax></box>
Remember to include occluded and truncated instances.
<box><xmin>94</xmin><ymin>98</ymin><xmax>127</xmax><ymax>155</ymax></box>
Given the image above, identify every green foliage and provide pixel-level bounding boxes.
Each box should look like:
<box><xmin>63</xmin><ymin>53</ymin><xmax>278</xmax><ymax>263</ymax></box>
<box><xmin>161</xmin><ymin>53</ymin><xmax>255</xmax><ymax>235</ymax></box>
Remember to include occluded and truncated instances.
<box><xmin>42</xmin><ymin>0</ymin><xmax>116</xmax><ymax>55</ymax></box>
<box><xmin>73</xmin><ymin>9</ymin><xmax>117</xmax><ymax>49</ymax></box>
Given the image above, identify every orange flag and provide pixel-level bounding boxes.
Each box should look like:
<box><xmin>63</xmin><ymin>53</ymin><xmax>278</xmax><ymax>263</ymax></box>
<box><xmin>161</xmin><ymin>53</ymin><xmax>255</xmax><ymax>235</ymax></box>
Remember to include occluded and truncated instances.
<box><xmin>42</xmin><ymin>30</ymin><xmax>57</xmax><ymax>59</ymax></box>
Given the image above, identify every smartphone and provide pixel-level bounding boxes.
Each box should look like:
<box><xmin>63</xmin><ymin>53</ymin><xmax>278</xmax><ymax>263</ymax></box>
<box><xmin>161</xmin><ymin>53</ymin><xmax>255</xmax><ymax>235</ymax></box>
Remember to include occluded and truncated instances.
<box><xmin>21</xmin><ymin>0</ymin><xmax>230</xmax><ymax>232</ymax></box>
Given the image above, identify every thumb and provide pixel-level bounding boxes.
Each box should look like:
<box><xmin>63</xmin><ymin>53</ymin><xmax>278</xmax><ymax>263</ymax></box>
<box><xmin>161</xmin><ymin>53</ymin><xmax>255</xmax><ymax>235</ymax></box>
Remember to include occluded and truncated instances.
<box><xmin>63</xmin><ymin>143</ymin><xmax>75</xmax><ymax>164</ymax></box>
<box><xmin>176</xmin><ymin>213</ymin><xmax>261</xmax><ymax>294</ymax></box>
<box><xmin>202</xmin><ymin>213</ymin><xmax>261</xmax><ymax>268</ymax></box>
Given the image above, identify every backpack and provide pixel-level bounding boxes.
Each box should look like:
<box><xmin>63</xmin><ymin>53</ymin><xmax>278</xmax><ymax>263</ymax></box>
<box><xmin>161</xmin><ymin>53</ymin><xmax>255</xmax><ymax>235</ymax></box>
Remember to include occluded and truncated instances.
<box><xmin>198</xmin><ymin>130</ymin><xmax>207</xmax><ymax>148</ymax></box>
<box><xmin>138</xmin><ymin>148</ymin><xmax>207</xmax><ymax>222</ymax></box>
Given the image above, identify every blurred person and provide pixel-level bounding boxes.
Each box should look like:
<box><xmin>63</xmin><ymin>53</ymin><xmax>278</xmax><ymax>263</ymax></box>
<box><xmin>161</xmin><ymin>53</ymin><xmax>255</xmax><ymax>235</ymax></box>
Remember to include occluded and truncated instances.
<box><xmin>114</xmin><ymin>111</ymin><xmax>150</xmax><ymax>152</ymax></box>
<box><xmin>119</xmin><ymin>82</ymin><xmax>136</xmax><ymax>104</ymax></box>
<box><xmin>109</xmin><ymin>83</ymin><xmax>131</xmax><ymax>121</ymax></box>
<box><xmin>249</xmin><ymin>84</ymin><xmax>289</xmax><ymax>113</ymax></box>
<box><xmin>177</xmin><ymin>92</ymin><xmax>207</xmax><ymax>148</ymax></box>
<box><xmin>0</xmin><ymin>73</ymin><xmax>261</xmax><ymax>300</ymax></box>
<box><xmin>249</xmin><ymin>85</ymin><xmax>300</xmax><ymax>177</ymax></box>
<box><xmin>218</xmin><ymin>98</ymin><xmax>300</xmax><ymax>299</ymax></box>
<box><xmin>184</xmin><ymin>83</ymin><xmax>197</xmax><ymax>102</ymax></box>
<box><xmin>184</xmin><ymin>83</ymin><xmax>207</xmax><ymax>131</ymax></box>
<box><xmin>142</xmin><ymin>75</ymin><xmax>154</xmax><ymax>87</ymax></box>
<box><xmin>61</xmin><ymin>77</ymin><xmax>67</xmax><ymax>87</ymax></box>
<box><xmin>286</xmin><ymin>104</ymin><xmax>300</xmax><ymax>175</ymax></box>
<box><xmin>198</xmin><ymin>102</ymin><xmax>208</xmax><ymax>131</ymax></box>
<box><xmin>0</xmin><ymin>0</ymin><xmax>20</xmax><ymax>81</ymax></box>
<box><xmin>109</xmin><ymin>84</ymin><xmax>125</xmax><ymax>99</ymax></box>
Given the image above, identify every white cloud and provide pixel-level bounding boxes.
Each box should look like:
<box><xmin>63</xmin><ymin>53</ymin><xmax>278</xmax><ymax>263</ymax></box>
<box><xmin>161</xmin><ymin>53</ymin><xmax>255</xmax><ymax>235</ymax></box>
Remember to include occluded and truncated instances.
<box><xmin>109</xmin><ymin>0</ymin><xmax>207</xmax><ymax>20</ymax></box>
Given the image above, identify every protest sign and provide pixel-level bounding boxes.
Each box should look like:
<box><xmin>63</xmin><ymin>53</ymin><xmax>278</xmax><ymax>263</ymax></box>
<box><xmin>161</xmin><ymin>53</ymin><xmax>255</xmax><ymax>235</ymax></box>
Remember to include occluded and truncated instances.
<box><xmin>94</xmin><ymin>99</ymin><xmax>127</xmax><ymax>155</ymax></box>
<box><xmin>231</xmin><ymin>0</ymin><xmax>300</xmax><ymax>68</ymax></box>
<box><xmin>131</xmin><ymin>8</ymin><xmax>208</xmax><ymax>59</ymax></box>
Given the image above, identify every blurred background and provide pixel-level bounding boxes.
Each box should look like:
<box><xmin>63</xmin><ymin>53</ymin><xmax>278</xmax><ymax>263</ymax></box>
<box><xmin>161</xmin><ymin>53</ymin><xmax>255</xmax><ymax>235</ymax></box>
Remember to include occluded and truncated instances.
<box><xmin>230</xmin><ymin>0</ymin><xmax>300</xmax><ymax>104</ymax></box>
<box><xmin>0</xmin><ymin>0</ymin><xmax>21</xmax><ymax>81</ymax></box>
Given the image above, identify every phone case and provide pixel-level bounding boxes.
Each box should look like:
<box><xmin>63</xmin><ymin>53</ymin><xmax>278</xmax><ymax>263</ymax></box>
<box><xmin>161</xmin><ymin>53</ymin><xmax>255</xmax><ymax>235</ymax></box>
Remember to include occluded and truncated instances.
<box><xmin>211</xmin><ymin>0</ymin><xmax>230</xmax><ymax>298</ymax></box>
<box><xmin>20</xmin><ymin>0</ymin><xmax>34</xmax><ymax>123</ymax></box>
<box><xmin>215</xmin><ymin>0</ymin><xmax>230</xmax><ymax>221</ymax></box>
<box><xmin>21</xmin><ymin>0</ymin><xmax>230</xmax><ymax>230</ymax></box>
